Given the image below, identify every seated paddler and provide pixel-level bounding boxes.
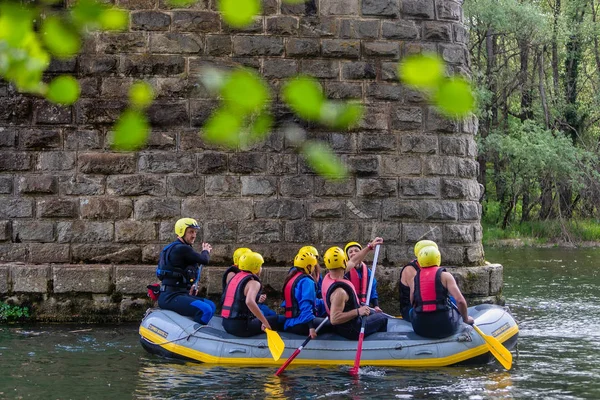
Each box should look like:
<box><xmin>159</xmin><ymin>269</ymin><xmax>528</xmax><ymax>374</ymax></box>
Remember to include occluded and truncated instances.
<box><xmin>321</xmin><ymin>246</ymin><xmax>387</xmax><ymax>340</ymax></box>
<box><xmin>344</xmin><ymin>238</ymin><xmax>384</xmax><ymax>313</ymax></box>
<box><xmin>398</xmin><ymin>240</ymin><xmax>438</xmax><ymax>321</ymax></box>
<box><xmin>221</xmin><ymin>251</ymin><xmax>283</xmax><ymax>337</ymax></box>
<box><xmin>410</xmin><ymin>245</ymin><xmax>474</xmax><ymax>339</ymax></box>
<box><xmin>282</xmin><ymin>250</ymin><xmax>329</xmax><ymax>338</ymax></box>
<box><xmin>156</xmin><ymin>217</ymin><xmax>216</xmax><ymax>325</ymax></box>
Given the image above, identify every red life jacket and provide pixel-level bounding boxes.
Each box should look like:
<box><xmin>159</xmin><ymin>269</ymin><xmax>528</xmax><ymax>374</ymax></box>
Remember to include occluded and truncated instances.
<box><xmin>321</xmin><ymin>273</ymin><xmax>360</xmax><ymax>316</ymax></box>
<box><xmin>413</xmin><ymin>266</ymin><xmax>449</xmax><ymax>313</ymax></box>
<box><xmin>346</xmin><ymin>262</ymin><xmax>368</xmax><ymax>303</ymax></box>
<box><xmin>220</xmin><ymin>271</ymin><xmax>261</xmax><ymax>319</ymax></box>
<box><xmin>283</xmin><ymin>270</ymin><xmax>313</xmax><ymax>318</ymax></box>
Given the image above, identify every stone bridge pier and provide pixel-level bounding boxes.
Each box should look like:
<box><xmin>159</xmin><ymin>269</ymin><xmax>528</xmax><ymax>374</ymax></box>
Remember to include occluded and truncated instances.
<box><xmin>0</xmin><ymin>0</ymin><xmax>501</xmax><ymax>322</ymax></box>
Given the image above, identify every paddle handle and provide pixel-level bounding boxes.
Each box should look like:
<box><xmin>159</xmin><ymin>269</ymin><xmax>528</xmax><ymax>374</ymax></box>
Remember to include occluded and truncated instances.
<box><xmin>275</xmin><ymin>317</ymin><xmax>329</xmax><ymax>376</ymax></box>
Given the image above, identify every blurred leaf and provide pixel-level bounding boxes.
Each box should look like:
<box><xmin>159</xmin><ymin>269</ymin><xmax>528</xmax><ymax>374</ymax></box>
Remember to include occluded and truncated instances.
<box><xmin>41</xmin><ymin>16</ymin><xmax>81</xmax><ymax>59</ymax></box>
<box><xmin>46</xmin><ymin>75</ymin><xmax>80</xmax><ymax>105</ymax></box>
<box><xmin>99</xmin><ymin>8</ymin><xmax>128</xmax><ymax>31</ymax></box>
<box><xmin>282</xmin><ymin>76</ymin><xmax>324</xmax><ymax>121</ymax></box>
<box><xmin>71</xmin><ymin>0</ymin><xmax>105</xmax><ymax>28</ymax></box>
<box><xmin>398</xmin><ymin>53</ymin><xmax>445</xmax><ymax>90</ymax></box>
<box><xmin>111</xmin><ymin>110</ymin><xmax>150</xmax><ymax>151</ymax></box>
<box><xmin>0</xmin><ymin>3</ymin><xmax>34</xmax><ymax>46</ymax></box>
<box><xmin>435</xmin><ymin>78</ymin><xmax>474</xmax><ymax>117</ymax></box>
<box><xmin>320</xmin><ymin>101</ymin><xmax>363</xmax><ymax>130</ymax></box>
<box><xmin>247</xmin><ymin>112</ymin><xmax>273</xmax><ymax>144</ymax></box>
<box><xmin>129</xmin><ymin>81</ymin><xmax>154</xmax><ymax>110</ymax></box>
<box><xmin>222</xmin><ymin>68</ymin><xmax>270</xmax><ymax>114</ymax></box>
<box><xmin>218</xmin><ymin>0</ymin><xmax>261</xmax><ymax>28</ymax></box>
<box><xmin>166</xmin><ymin>0</ymin><xmax>198</xmax><ymax>6</ymax></box>
<box><xmin>200</xmin><ymin>67</ymin><xmax>227</xmax><ymax>94</ymax></box>
<box><xmin>203</xmin><ymin>107</ymin><xmax>244</xmax><ymax>148</ymax></box>
<box><xmin>302</xmin><ymin>141</ymin><xmax>347</xmax><ymax>180</ymax></box>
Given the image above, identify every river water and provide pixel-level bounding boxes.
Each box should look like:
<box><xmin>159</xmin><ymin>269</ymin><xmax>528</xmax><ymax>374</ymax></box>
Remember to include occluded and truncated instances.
<box><xmin>1</xmin><ymin>247</ymin><xmax>599</xmax><ymax>399</ymax></box>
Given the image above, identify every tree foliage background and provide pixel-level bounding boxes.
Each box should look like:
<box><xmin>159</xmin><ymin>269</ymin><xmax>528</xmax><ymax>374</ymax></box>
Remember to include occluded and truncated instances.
<box><xmin>466</xmin><ymin>0</ymin><xmax>600</xmax><ymax>228</ymax></box>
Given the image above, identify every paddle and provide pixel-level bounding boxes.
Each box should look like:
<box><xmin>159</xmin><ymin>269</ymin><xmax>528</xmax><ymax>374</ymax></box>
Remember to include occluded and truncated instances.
<box><xmin>266</xmin><ymin>328</ymin><xmax>285</xmax><ymax>361</ymax></box>
<box><xmin>275</xmin><ymin>317</ymin><xmax>329</xmax><ymax>376</ymax></box>
<box><xmin>450</xmin><ymin>302</ymin><xmax>513</xmax><ymax>370</ymax></box>
<box><xmin>349</xmin><ymin>244</ymin><xmax>380</xmax><ymax>376</ymax></box>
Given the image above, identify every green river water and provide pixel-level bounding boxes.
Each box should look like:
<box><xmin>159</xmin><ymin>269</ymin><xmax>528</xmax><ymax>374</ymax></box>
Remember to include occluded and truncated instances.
<box><xmin>1</xmin><ymin>247</ymin><xmax>599</xmax><ymax>399</ymax></box>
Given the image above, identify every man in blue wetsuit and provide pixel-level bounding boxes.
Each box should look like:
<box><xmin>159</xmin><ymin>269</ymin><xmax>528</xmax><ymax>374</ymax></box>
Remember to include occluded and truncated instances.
<box><xmin>156</xmin><ymin>217</ymin><xmax>216</xmax><ymax>325</ymax></box>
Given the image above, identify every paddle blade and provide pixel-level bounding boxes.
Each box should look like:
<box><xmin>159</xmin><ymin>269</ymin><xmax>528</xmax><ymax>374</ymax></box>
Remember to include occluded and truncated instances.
<box><xmin>266</xmin><ymin>329</ymin><xmax>285</xmax><ymax>361</ymax></box>
<box><xmin>350</xmin><ymin>331</ymin><xmax>365</xmax><ymax>376</ymax></box>
<box><xmin>473</xmin><ymin>325</ymin><xmax>513</xmax><ymax>370</ymax></box>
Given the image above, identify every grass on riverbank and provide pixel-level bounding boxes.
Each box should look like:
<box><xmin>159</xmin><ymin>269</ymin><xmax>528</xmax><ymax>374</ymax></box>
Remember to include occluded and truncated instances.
<box><xmin>482</xmin><ymin>219</ymin><xmax>600</xmax><ymax>247</ymax></box>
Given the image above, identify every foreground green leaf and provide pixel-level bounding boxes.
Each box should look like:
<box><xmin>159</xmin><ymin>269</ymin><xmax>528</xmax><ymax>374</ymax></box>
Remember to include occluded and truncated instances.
<box><xmin>222</xmin><ymin>69</ymin><xmax>270</xmax><ymax>114</ymax></box>
<box><xmin>302</xmin><ymin>141</ymin><xmax>347</xmax><ymax>180</ymax></box>
<box><xmin>99</xmin><ymin>8</ymin><xmax>128</xmax><ymax>31</ymax></box>
<box><xmin>112</xmin><ymin>110</ymin><xmax>150</xmax><ymax>151</ymax></box>
<box><xmin>41</xmin><ymin>17</ymin><xmax>81</xmax><ymax>59</ymax></box>
<box><xmin>129</xmin><ymin>81</ymin><xmax>154</xmax><ymax>110</ymax></box>
<box><xmin>320</xmin><ymin>101</ymin><xmax>363</xmax><ymax>130</ymax></box>
<box><xmin>282</xmin><ymin>76</ymin><xmax>325</xmax><ymax>121</ymax></box>
<box><xmin>398</xmin><ymin>53</ymin><xmax>445</xmax><ymax>90</ymax></box>
<box><xmin>435</xmin><ymin>78</ymin><xmax>474</xmax><ymax>117</ymax></box>
<box><xmin>46</xmin><ymin>75</ymin><xmax>80</xmax><ymax>104</ymax></box>
<box><xmin>166</xmin><ymin>0</ymin><xmax>198</xmax><ymax>6</ymax></box>
<box><xmin>218</xmin><ymin>0</ymin><xmax>261</xmax><ymax>28</ymax></box>
<box><xmin>203</xmin><ymin>107</ymin><xmax>244</xmax><ymax>147</ymax></box>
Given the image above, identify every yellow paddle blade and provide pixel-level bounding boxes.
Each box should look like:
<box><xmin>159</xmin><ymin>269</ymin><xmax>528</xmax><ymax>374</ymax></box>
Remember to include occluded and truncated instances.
<box><xmin>265</xmin><ymin>329</ymin><xmax>285</xmax><ymax>361</ymax></box>
<box><xmin>473</xmin><ymin>324</ymin><xmax>513</xmax><ymax>370</ymax></box>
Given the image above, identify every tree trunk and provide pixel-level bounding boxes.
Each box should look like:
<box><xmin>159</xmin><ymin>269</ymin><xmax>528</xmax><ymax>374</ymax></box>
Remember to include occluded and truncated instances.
<box><xmin>539</xmin><ymin>177</ymin><xmax>555</xmax><ymax>220</ymax></box>
<box><xmin>551</xmin><ymin>0</ymin><xmax>561</xmax><ymax>96</ymax></box>
<box><xmin>519</xmin><ymin>38</ymin><xmax>533</xmax><ymax>121</ymax></box>
<box><xmin>538</xmin><ymin>46</ymin><xmax>550</xmax><ymax>128</ymax></box>
<box><xmin>521</xmin><ymin>187</ymin><xmax>531</xmax><ymax>222</ymax></box>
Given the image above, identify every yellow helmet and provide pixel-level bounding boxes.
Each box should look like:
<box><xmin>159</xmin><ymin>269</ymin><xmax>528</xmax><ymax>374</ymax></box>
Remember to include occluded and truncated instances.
<box><xmin>294</xmin><ymin>251</ymin><xmax>317</xmax><ymax>274</ymax></box>
<box><xmin>417</xmin><ymin>246</ymin><xmax>441</xmax><ymax>268</ymax></box>
<box><xmin>414</xmin><ymin>240</ymin><xmax>438</xmax><ymax>257</ymax></box>
<box><xmin>233</xmin><ymin>247</ymin><xmax>252</xmax><ymax>266</ymax></box>
<box><xmin>239</xmin><ymin>252</ymin><xmax>264</xmax><ymax>274</ymax></box>
<box><xmin>174</xmin><ymin>217</ymin><xmax>200</xmax><ymax>237</ymax></box>
<box><xmin>299</xmin><ymin>245</ymin><xmax>319</xmax><ymax>259</ymax></box>
<box><xmin>323</xmin><ymin>247</ymin><xmax>347</xmax><ymax>270</ymax></box>
<box><xmin>344</xmin><ymin>241</ymin><xmax>362</xmax><ymax>257</ymax></box>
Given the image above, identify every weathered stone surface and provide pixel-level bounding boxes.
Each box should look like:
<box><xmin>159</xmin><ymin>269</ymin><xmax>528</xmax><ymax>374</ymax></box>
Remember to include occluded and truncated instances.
<box><xmin>197</xmin><ymin>152</ymin><xmax>227</xmax><ymax>174</ymax></box>
<box><xmin>342</xmin><ymin>62</ymin><xmax>376</xmax><ymax>80</ymax></box>
<box><xmin>362</xmin><ymin>0</ymin><xmax>398</xmax><ymax>16</ymax></box>
<box><xmin>18</xmin><ymin>129</ymin><xmax>61</xmax><ymax>149</ymax></box>
<box><xmin>205</xmin><ymin>176</ymin><xmax>240</xmax><ymax>197</ymax></box>
<box><xmin>363</xmin><ymin>41</ymin><xmax>400</xmax><ymax>58</ymax></box>
<box><xmin>0</xmin><ymin>97</ymin><xmax>31</xmax><ymax>124</ymax></box>
<box><xmin>357</xmin><ymin>178</ymin><xmax>397</xmax><ymax>197</ymax></box>
<box><xmin>314</xmin><ymin>177</ymin><xmax>355</xmax><ymax>196</ymax></box>
<box><xmin>345</xmin><ymin>199</ymin><xmax>382</xmax><ymax>220</ymax></box>
<box><xmin>232</xmin><ymin>37</ymin><xmax>284</xmax><ymax>56</ymax></box>
<box><xmin>423</xmin><ymin>156</ymin><xmax>457</xmax><ymax>176</ymax></box>
<box><xmin>399</xmin><ymin>178</ymin><xmax>440</xmax><ymax>197</ymax></box>
<box><xmin>182</xmin><ymin>199</ymin><xmax>253</xmax><ymax>221</ymax></box>
<box><xmin>204</xmin><ymin>221</ymin><xmax>237</xmax><ymax>243</ymax></box>
<box><xmin>440</xmin><ymin>43</ymin><xmax>467</xmax><ymax>64</ymax></box>
<box><xmin>0</xmin><ymin>265</ymin><xmax>8</xmax><ymax>293</ymax></box>
<box><xmin>403</xmin><ymin>223</ymin><xmax>442</xmax><ymax>243</ymax></box>
<box><xmin>167</xmin><ymin>175</ymin><xmax>203</xmax><ymax>196</ymax></box>
<box><xmin>57</xmin><ymin>221</ymin><xmax>114</xmax><ymax>243</ymax></box>
<box><xmin>78</xmin><ymin>153</ymin><xmax>137</xmax><ymax>175</ymax></box>
<box><xmin>321</xmin><ymin>0</ymin><xmax>359</xmax><ymax>15</ymax></box>
<box><xmin>0</xmin><ymin>176</ymin><xmax>12</xmax><ymax>194</ymax></box>
<box><xmin>37</xmin><ymin>152</ymin><xmax>76</xmax><ymax>171</ymax></box>
<box><xmin>241</xmin><ymin>176</ymin><xmax>276</xmax><ymax>196</ymax></box>
<box><xmin>324</xmin><ymin>82</ymin><xmax>362</xmax><ymax>99</ymax></box>
<box><xmin>78</xmin><ymin>55</ymin><xmax>119</xmax><ymax>76</ymax></box>
<box><xmin>71</xmin><ymin>244</ymin><xmax>142</xmax><ymax>264</ymax></box>
<box><xmin>142</xmin><ymin>244</ymin><xmax>163</xmax><ymax>264</ymax></box>
<box><xmin>358</xmin><ymin>133</ymin><xmax>396</xmax><ymax>153</ymax></box>
<box><xmin>381</xmin><ymin>155</ymin><xmax>421</xmax><ymax>176</ymax></box>
<box><xmin>206</xmin><ymin>35</ymin><xmax>232</xmax><ymax>56</ymax></box>
<box><xmin>171</xmin><ymin>11</ymin><xmax>220</xmax><ymax>32</ymax></box>
<box><xmin>149</xmin><ymin>33</ymin><xmax>202</xmax><ymax>53</ymax></box>
<box><xmin>0</xmin><ymin>244</ymin><xmax>28</xmax><ymax>262</ymax></box>
<box><xmin>267</xmin><ymin>16</ymin><xmax>298</xmax><ymax>35</ymax></box>
<box><xmin>401</xmin><ymin>134</ymin><xmax>437</xmax><ymax>154</ymax></box>
<box><xmin>64</xmin><ymin>129</ymin><xmax>103</xmax><ymax>150</ymax></box>
<box><xmin>38</xmin><ymin>199</ymin><xmax>78</xmax><ymax>218</ymax></box>
<box><xmin>452</xmin><ymin>266</ymin><xmax>490</xmax><ymax>296</ymax></box>
<box><xmin>59</xmin><ymin>175</ymin><xmax>105</xmax><ymax>196</ymax></box>
<box><xmin>308</xmin><ymin>200</ymin><xmax>343</xmax><ymax>218</ymax></box>
<box><xmin>440</xmin><ymin>136</ymin><xmax>467</xmax><ymax>156</ymax></box>
<box><xmin>229</xmin><ymin>153</ymin><xmax>266</xmax><ymax>173</ymax></box>
<box><xmin>362</xmin><ymin>222</ymin><xmax>401</xmax><ymax>243</ymax></box>
<box><xmin>98</xmin><ymin>32</ymin><xmax>148</xmax><ymax>53</ymax></box>
<box><xmin>382</xmin><ymin>199</ymin><xmax>421</xmax><ymax>220</ymax></box>
<box><xmin>17</xmin><ymin>176</ymin><xmax>57</xmax><ymax>195</ymax></box>
<box><xmin>121</xmin><ymin>55</ymin><xmax>185</xmax><ymax>76</ymax></box>
<box><xmin>116</xmin><ymin>221</ymin><xmax>157</xmax><ymax>243</ymax></box>
<box><xmin>391</xmin><ymin>107</ymin><xmax>423</xmax><ymax>130</ymax></box>
<box><xmin>488</xmin><ymin>263</ymin><xmax>503</xmax><ymax>295</ymax></box>
<box><xmin>0</xmin><ymin>199</ymin><xmax>33</xmax><ymax>218</ymax></box>
<box><xmin>75</xmin><ymin>99</ymin><xmax>127</xmax><ymax>125</ymax></box>
<box><xmin>438</xmin><ymin>0</ymin><xmax>462</xmax><ymax>20</ymax></box>
<box><xmin>459</xmin><ymin>201</ymin><xmax>481</xmax><ymax>221</ymax></box>
<box><xmin>107</xmin><ymin>175</ymin><xmax>166</xmax><ymax>196</ymax></box>
<box><xmin>321</xmin><ymin>221</ymin><xmax>360</xmax><ymax>242</ymax></box>
<box><xmin>29</xmin><ymin>244</ymin><xmax>70</xmax><ymax>263</ymax></box>
<box><xmin>284</xmin><ymin>221</ymin><xmax>317</xmax><ymax>242</ymax></box>
<box><xmin>139</xmin><ymin>152</ymin><xmax>194</xmax><ymax>173</ymax></box>
<box><xmin>286</xmin><ymin>38</ymin><xmax>320</xmax><ymax>57</ymax></box>
<box><xmin>347</xmin><ymin>156</ymin><xmax>379</xmax><ymax>176</ymax></box>
<box><xmin>458</xmin><ymin>159</ymin><xmax>478</xmax><ymax>179</ymax></box>
<box><xmin>263</xmin><ymin>59</ymin><xmax>299</xmax><ymax>78</ymax></box>
<box><xmin>135</xmin><ymin>198</ymin><xmax>180</xmax><ymax>219</ymax></box>
<box><xmin>12</xmin><ymin>265</ymin><xmax>49</xmax><ymax>293</ymax></box>
<box><xmin>359</xmin><ymin>105</ymin><xmax>390</xmax><ymax>130</ymax></box>
<box><xmin>34</xmin><ymin>101</ymin><xmax>72</xmax><ymax>125</ymax></box>
<box><xmin>422</xmin><ymin>200</ymin><xmax>458</xmax><ymax>220</ymax></box>
<box><xmin>0</xmin><ymin>221</ymin><xmax>9</xmax><ymax>241</ymax></box>
<box><xmin>300</xmin><ymin>60</ymin><xmax>339</xmax><ymax>78</ymax></box>
<box><xmin>12</xmin><ymin>220</ymin><xmax>54</xmax><ymax>242</ymax></box>
<box><xmin>131</xmin><ymin>11</ymin><xmax>171</xmax><ymax>31</ymax></box>
<box><xmin>299</xmin><ymin>16</ymin><xmax>338</xmax><ymax>37</ymax></box>
<box><xmin>423</xmin><ymin>22</ymin><xmax>452</xmax><ymax>41</ymax></box>
<box><xmin>382</xmin><ymin>20</ymin><xmax>419</xmax><ymax>39</ymax></box>
<box><xmin>53</xmin><ymin>265</ymin><xmax>112</xmax><ymax>293</ymax></box>
<box><xmin>238</xmin><ymin>221</ymin><xmax>281</xmax><ymax>243</ymax></box>
<box><xmin>267</xmin><ymin>154</ymin><xmax>298</xmax><ymax>175</ymax></box>
<box><xmin>322</xmin><ymin>39</ymin><xmax>360</xmax><ymax>58</ymax></box>
<box><xmin>255</xmin><ymin>199</ymin><xmax>303</xmax><ymax>219</ymax></box>
<box><xmin>402</xmin><ymin>0</ymin><xmax>435</xmax><ymax>19</ymax></box>
<box><xmin>445</xmin><ymin>224</ymin><xmax>474</xmax><ymax>243</ymax></box>
<box><xmin>442</xmin><ymin>179</ymin><xmax>480</xmax><ymax>200</ymax></box>
<box><xmin>115</xmin><ymin>265</ymin><xmax>155</xmax><ymax>294</ymax></box>
<box><xmin>146</xmin><ymin>101</ymin><xmax>189</xmax><ymax>126</ymax></box>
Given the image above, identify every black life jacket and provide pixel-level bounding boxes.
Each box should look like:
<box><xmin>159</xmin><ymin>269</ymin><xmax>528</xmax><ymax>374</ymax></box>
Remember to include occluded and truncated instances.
<box><xmin>221</xmin><ymin>271</ymin><xmax>261</xmax><ymax>319</ymax></box>
<box><xmin>413</xmin><ymin>266</ymin><xmax>449</xmax><ymax>313</ymax></box>
<box><xmin>399</xmin><ymin>259</ymin><xmax>419</xmax><ymax>312</ymax></box>
<box><xmin>156</xmin><ymin>241</ymin><xmax>187</xmax><ymax>287</ymax></box>
<box><xmin>322</xmin><ymin>273</ymin><xmax>361</xmax><ymax>316</ymax></box>
<box><xmin>222</xmin><ymin>265</ymin><xmax>240</xmax><ymax>291</ymax></box>
<box><xmin>283</xmin><ymin>270</ymin><xmax>314</xmax><ymax>318</ymax></box>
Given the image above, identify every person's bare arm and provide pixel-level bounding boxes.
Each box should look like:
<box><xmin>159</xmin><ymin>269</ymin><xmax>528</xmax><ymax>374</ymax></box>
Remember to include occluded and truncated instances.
<box><xmin>245</xmin><ymin>281</ymin><xmax>272</xmax><ymax>330</ymax></box>
<box><xmin>346</xmin><ymin>237</ymin><xmax>384</xmax><ymax>270</ymax></box>
<box><xmin>442</xmin><ymin>272</ymin><xmax>474</xmax><ymax>325</ymax></box>
<box><xmin>329</xmin><ymin>288</ymin><xmax>370</xmax><ymax>325</ymax></box>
